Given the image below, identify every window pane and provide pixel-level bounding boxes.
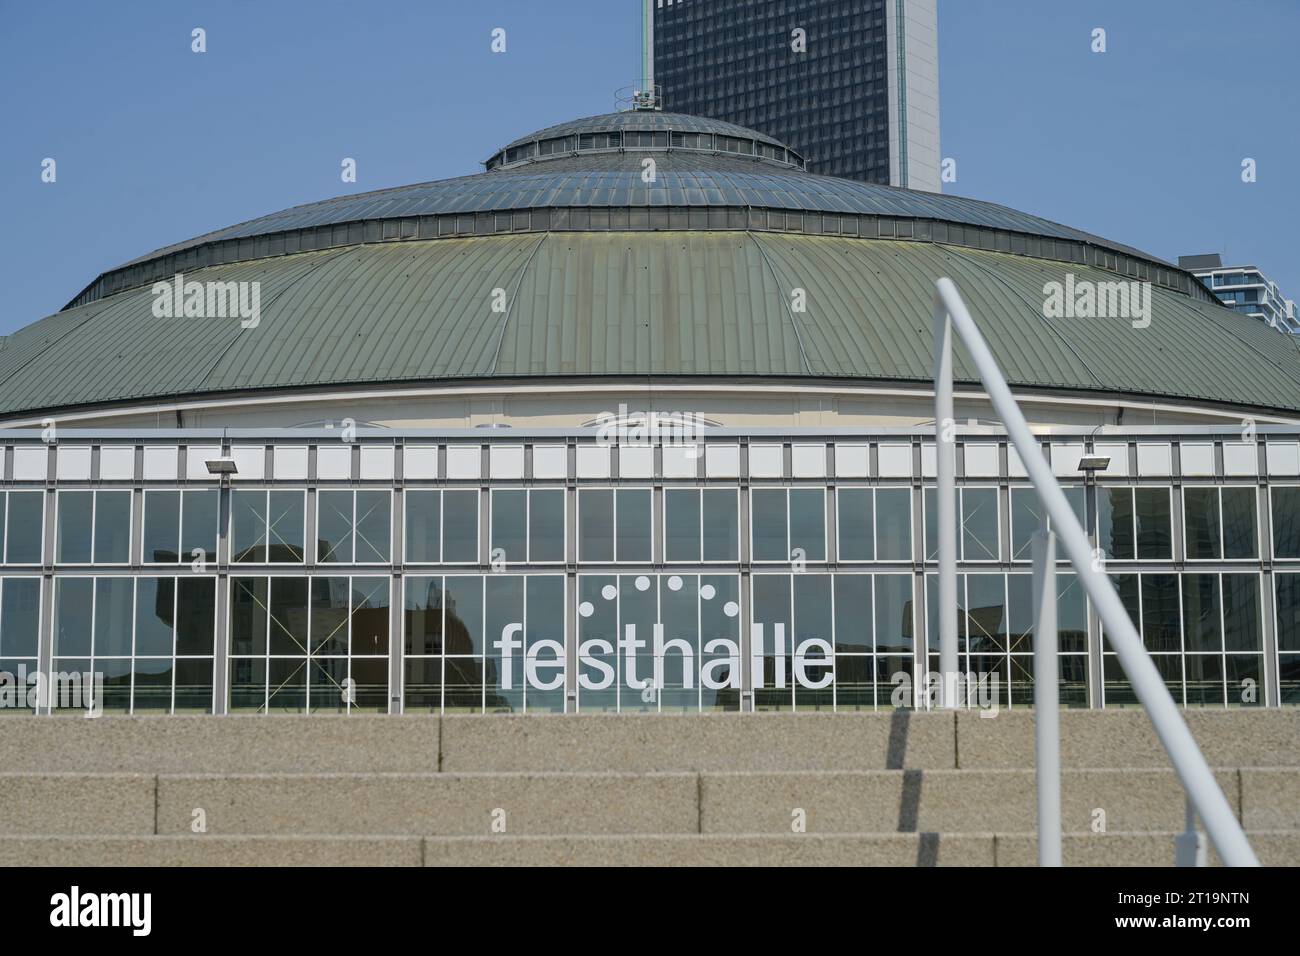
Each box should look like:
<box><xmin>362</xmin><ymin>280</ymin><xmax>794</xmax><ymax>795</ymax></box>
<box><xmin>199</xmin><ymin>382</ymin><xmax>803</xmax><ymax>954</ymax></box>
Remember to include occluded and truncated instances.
<box><xmin>444</xmin><ymin>575</ymin><xmax>484</xmax><ymax>656</ymax></box>
<box><xmin>837</xmin><ymin>488</ymin><xmax>874</xmax><ymax>561</ymax></box>
<box><xmin>405</xmin><ymin>490</ymin><xmax>440</xmax><ymax>563</ymax></box>
<box><xmin>966</xmin><ymin>573</ymin><xmax>1006</xmax><ymax>654</ymax></box>
<box><xmin>616</xmin><ymin>489</ymin><xmax>651</xmax><ymax>562</ymax></box>
<box><xmin>54</xmin><ymin>577</ymin><xmax>93</xmax><ymax>656</ymax></box>
<box><xmin>57</xmin><ymin>491</ymin><xmax>94</xmax><ymax>563</ymax></box>
<box><xmin>873</xmin><ymin>574</ymin><xmax>913</xmax><ymax>654</ymax></box>
<box><xmin>175</xmin><ymin>658</ymin><xmax>214</xmax><ymax>713</ymax></box>
<box><xmin>1141</xmin><ymin>574</ymin><xmax>1181</xmax><ymax>653</ymax></box>
<box><xmin>311</xmin><ymin>577</ymin><xmax>350</xmax><ymax>655</ymax></box>
<box><xmin>491</xmin><ymin>491</ymin><xmax>527</xmax><ymax>565</ymax></box>
<box><xmin>135</xmin><ymin>577</ymin><xmax>175</xmax><ymax>656</ymax></box>
<box><xmin>269</xmin><ymin>576</ymin><xmax>309</xmax><ymax>655</ymax></box>
<box><xmin>751</xmin><ymin>489</ymin><xmax>787</xmax><ymax>561</ymax></box>
<box><xmin>529</xmin><ymin>490</ymin><xmax>566</xmax><ymax>562</ymax></box>
<box><xmin>1058</xmin><ymin>574</ymin><xmax>1088</xmax><ymax>654</ymax></box>
<box><xmin>1272</xmin><ymin>487</ymin><xmax>1300</xmax><ymax>559</ymax></box>
<box><xmin>1275</xmin><ymin>575</ymin><xmax>1300</xmax><ymax>652</ymax></box>
<box><xmin>701</xmin><ymin>489</ymin><xmax>738</xmax><ymax>561</ymax></box>
<box><xmin>1135</xmin><ymin>488</ymin><xmax>1172</xmax><ymax>559</ymax></box>
<box><xmin>1222</xmin><ymin>574</ymin><xmax>1261</xmax><ymax>652</ymax></box>
<box><xmin>1181</xmin><ymin>573</ymin><xmax>1221</xmax><ymax>653</ymax></box>
<box><xmin>93</xmin><ymin>491</ymin><xmax>131</xmax><ymax>564</ymax></box>
<box><xmin>181</xmin><ymin>490</ymin><xmax>219</xmax><ymax>565</ymax></box>
<box><xmin>1182</xmin><ymin>487</ymin><xmax>1220</xmax><ymax>560</ymax></box>
<box><xmin>525</xmin><ymin>575</ymin><xmax>565</xmax><ymax>712</ymax></box>
<box><xmin>1221</xmin><ymin>488</ymin><xmax>1257</xmax><ymax>559</ymax></box>
<box><xmin>442</xmin><ymin>490</ymin><xmax>478</xmax><ymax>562</ymax></box>
<box><xmin>268</xmin><ymin>491</ymin><xmax>305</xmax><ymax>562</ymax></box>
<box><xmin>579</xmin><ymin>489</ymin><xmax>614</xmax><ymax>562</ymax></box>
<box><xmin>231</xmin><ymin>491</ymin><xmax>267</xmax><ymax>563</ymax></box>
<box><xmin>832</xmin><ymin>574</ymin><xmax>872</xmax><ymax>651</ymax></box>
<box><xmin>317</xmin><ymin>491</ymin><xmax>353</xmax><ymax>563</ymax></box>
<box><xmin>6</xmin><ymin>491</ymin><xmax>44</xmax><ymax>564</ymax></box>
<box><xmin>0</xmin><ymin>578</ymin><xmax>41</xmax><ymax>657</ymax></box>
<box><xmin>404</xmin><ymin>576</ymin><xmax>443</xmax><ymax>656</ymax></box>
<box><xmin>875</xmin><ymin>488</ymin><xmax>911</xmax><ymax>561</ymax></box>
<box><xmin>1184</xmin><ymin>654</ymin><xmax>1224</xmax><ymax>707</ymax></box>
<box><xmin>176</xmin><ymin>577</ymin><xmax>216</xmax><ymax>656</ymax></box>
<box><xmin>94</xmin><ymin>577</ymin><xmax>134</xmax><ymax>657</ymax></box>
<box><xmin>665</xmin><ymin>489</ymin><xmax>701</xmax><ymax>562</ymax></box>
<box><xmin>752</xmin><ymin>574</ymin><xmax>790</xmax><ymax>710</ymax></box>
<box><xmin>230</xmin><ymin>577</ymin><xmax>268</xmax><ymax>656</ymax></box>
<box><xmin>923</xmin><ymin>488</ymin><xmax>959</xmax><ymax>562</ymax></box>
<box><xmin>789</xmin><ymin>488</ymin><xmax>825</xmax><ymax>561</ymax></box>
<box><xmin>1097</xmin><ymin>487</ymin><xmax>1134</xmax><ymax>560</ymax></box>
<box><xmin>354</xmin><ymin>491</ymin><xmax>391</xmax><ymax>563</ymax></box>
<box><xmin>352</xmin><ymin>577</ymin><xmax>389</xmax><ymax>656</ymax></box>
<box><xmin>485</xmin><ymin>575</ymin><xmax>524</xmax><ymax>712</ymax></box>
<box><xmin>143</xmin><ymin>491</ymin><xmax>181</xmax><ymax>563</ymax></box>
<box><xmin>133</xmin><ymin>658</ymin><xmax>171</xmax><ymax>712</ymax></box>
<box><xmin>962</xmin><ymin>488</ymin><xmax>999</xmax><ymax>561</ymax></box>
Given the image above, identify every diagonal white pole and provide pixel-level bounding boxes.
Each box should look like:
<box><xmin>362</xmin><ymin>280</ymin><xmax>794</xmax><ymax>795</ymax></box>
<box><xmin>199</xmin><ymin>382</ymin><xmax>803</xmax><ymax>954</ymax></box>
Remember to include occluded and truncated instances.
<box><xmin>1032</xmin><ymin>519</ymin><xmax>1062</xmax><ymax>866</ymax></box>
<box><xmin>932</xmin><ymin>277</ymin><xmax>1257</xmax><ymax>866</ymax></box>
<box><xmin>932</xmin><ymin>298</ymin><xmax>959</xmax><ymax>709</ymax></box>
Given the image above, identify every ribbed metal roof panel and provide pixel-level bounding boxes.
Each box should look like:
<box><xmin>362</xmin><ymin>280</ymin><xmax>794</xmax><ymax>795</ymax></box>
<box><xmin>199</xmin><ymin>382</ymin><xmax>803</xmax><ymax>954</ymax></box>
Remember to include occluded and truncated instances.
<box><xmin>2</xmin><ymin>234</ymin><xmax>1296</xmax><ymax>418</ymax></box>
<box><xmin>499</xmin><ymin>111</ymin><xmax>787</xmax><ymax>150</ymax></box>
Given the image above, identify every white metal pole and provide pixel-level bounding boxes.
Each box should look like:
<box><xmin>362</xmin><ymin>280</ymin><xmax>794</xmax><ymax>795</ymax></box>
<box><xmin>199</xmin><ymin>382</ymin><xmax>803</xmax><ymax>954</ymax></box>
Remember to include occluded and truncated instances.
<box><xmin>932</xmin><ymin>277</ymin><xmax>1258</xmax><ymax>867</ymax></box>
<box><xmin>1032</xmin><ymin>521</ymin><xmax>1062</xmax><ymax>867</ymax></box>
<box><xmin>933</xmin><ymin>294</ymin><xmax>959</xmax><ymax>709</ymax></box>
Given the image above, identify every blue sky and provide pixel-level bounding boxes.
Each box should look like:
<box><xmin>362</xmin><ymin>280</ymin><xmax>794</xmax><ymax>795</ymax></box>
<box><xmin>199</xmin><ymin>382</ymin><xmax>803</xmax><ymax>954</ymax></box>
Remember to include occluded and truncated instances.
<box><xmin>1</xmin><ymin>0</ymin><xmax>1296</xmax><ymax>334</ymax></box>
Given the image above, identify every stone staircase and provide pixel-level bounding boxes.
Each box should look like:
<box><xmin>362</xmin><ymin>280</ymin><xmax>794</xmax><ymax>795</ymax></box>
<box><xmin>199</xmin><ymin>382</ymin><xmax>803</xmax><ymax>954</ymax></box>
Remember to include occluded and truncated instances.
<box><xmin>1</xmin><ymin>710</ymin><xmax>1296</xmax><ymax>866</ymax></box>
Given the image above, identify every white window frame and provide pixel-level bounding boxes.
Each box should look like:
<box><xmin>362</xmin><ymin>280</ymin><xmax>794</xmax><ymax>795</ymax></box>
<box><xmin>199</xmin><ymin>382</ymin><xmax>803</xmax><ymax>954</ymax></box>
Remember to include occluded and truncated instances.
<box><xmin>661</xmin><ymin>486</ymin><xmax>741</xmax><ymax>564</ymax></box>
<box><xmin>748</xmin><ymin>486</ymin><xmax>828</xmax><ymax>565</ymax></box>
<box><xmin>578</xmin><ymin>487</ymin><xmax>653</xmax><ymax>564</ymax></box>
<box><xmin>228</xmin><ymin>488</ymin><xmax>308</xmax><ymax>566</ymax></box>
<box><xmin>314</xmin><ymin>489</ymin><xmax>394</xmax><ymax>565</ymax></box>
<box><xmin>1181</xmin><ymin>484</ymin><xmax>1259</xmax><ymax>563</ymax></box>
<box><xmin>141</xmin><ymin>488</ymin><xmax>220</xmax><ymax>567</ymax></box>
<box><xmin>489</xmin><ymin>488</ymin><xmax>567</xmax><ymax>566</ymax></box>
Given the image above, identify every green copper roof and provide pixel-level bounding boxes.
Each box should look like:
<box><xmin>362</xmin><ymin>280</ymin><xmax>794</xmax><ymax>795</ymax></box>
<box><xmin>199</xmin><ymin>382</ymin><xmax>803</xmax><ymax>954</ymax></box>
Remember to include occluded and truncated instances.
<box><xmin>2</xmin><ymin>232</ymin><xmax>1298</xmax><ymax>420</ymax></box>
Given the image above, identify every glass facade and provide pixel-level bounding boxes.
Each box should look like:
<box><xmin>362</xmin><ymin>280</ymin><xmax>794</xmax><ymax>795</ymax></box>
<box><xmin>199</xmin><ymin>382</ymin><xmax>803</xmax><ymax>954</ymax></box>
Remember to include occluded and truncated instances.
<box><xmin>654</xmin><ymin>0</ymin><xmax>892</xmax><ymax>183</ymax></box>
<box><xmin>3</xmin><ymin>432</ymin><xmax>1300</xmax><ymax>715</ymax></box>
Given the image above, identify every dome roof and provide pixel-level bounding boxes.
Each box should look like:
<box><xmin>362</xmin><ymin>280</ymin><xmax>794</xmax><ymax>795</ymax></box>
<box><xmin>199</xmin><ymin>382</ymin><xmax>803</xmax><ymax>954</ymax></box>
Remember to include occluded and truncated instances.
<box><xmin>4</xmin><ymin>110</ymin><xmax>1296</xmax><ymax>421</ymax></box>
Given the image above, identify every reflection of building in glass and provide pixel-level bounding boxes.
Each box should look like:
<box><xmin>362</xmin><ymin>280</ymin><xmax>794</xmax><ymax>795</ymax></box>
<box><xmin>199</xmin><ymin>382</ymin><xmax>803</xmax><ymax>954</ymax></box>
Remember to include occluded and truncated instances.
<box><xmin>3</xmin><ymin>109</ymin><xmax>1300</xmax><ymax>716</ymax></box>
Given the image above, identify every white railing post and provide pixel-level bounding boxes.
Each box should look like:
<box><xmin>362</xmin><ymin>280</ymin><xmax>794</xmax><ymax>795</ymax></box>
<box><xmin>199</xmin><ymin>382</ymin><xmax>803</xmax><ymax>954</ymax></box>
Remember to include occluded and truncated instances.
<box><xmin>933</xmin><ymin>294</ymin><xmax>959</xmax><ymax>709</ymax></box>
<box><xmin>1175</xmin><ymin>795</ymin><xmax>1207</xmax><ymax>867</ymax></box>
<box><xmin>1031</xmin><ymin>518</ymin><xmax>1062</xmax><ymax>867</ymax></box>
<box><xmin>931</xmin><ymin>277</ymin><xmax>1258</xmax><ymax>867</ymax></box>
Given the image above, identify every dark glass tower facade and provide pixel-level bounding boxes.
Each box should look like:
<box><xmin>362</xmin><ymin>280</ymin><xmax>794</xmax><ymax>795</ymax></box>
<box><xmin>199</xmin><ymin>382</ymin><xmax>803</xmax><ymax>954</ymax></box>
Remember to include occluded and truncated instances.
<box><xmin>652</xmin><ymin>0</ymin><xmax>939</xmax><ymax>190</ymax></box>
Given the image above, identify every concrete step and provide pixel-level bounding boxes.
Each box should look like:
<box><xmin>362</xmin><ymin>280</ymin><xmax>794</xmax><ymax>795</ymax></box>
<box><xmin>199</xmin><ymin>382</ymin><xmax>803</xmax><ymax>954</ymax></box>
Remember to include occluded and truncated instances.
<box><xmin>2</xmin><ymin>832</ymin><xmax>1296</xmax><ymax>867</ymax></box>
<box><xmin>1</xmin><ymin>710</ymin><xmax>1296</xmax><ymax>775</ymax></box>
<box><xmin>956</xmin><ymin>709</ymin><xmax>1300</xmax><ymax>770</ymax></box>
<box><xmin>5</xmin><ymin>769</ymin><xmax>1295</xmax><ymax>837</ymax></box>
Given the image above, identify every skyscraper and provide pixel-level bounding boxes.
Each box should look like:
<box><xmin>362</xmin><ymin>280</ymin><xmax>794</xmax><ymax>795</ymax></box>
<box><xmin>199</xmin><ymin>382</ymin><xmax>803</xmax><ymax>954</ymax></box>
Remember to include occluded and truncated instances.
<box><xmin>651</xmin><ymin>0</ymin><xmax>940</xmax><ymax>191</ymax></box>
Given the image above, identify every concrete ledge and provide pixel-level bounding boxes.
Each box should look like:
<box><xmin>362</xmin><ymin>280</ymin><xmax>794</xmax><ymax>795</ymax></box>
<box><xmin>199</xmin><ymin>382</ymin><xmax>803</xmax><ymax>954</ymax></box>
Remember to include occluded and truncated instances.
<box><xmin>956</xmin><ymin>710</ymin><xmax>1300</xmax><ymax>769</ymax></box>
<box><xmin>0</xmin><ymin>835</ymin><xmax>423</xmax><ymax>867</ymax></box>
<box><xmin>994</xmin><ymin>831</ymin><xmax>1300</xmax><ymax>867</ymax></box>
<box><xmin>155</xmin><ymin>772</ymin><xmax>699</xmax><ymax>836</ymax></box>
<box><xmin>700</xmin><ymin>769</ymin><xmax>1241</xmax><ymax>834</ymax></box>
<box><xmin>0</xmin><ymin>773</ymin><xmax>155</xmax><ymax>835</ymax></box>
<box><xmin>421</xmin><ymin>833</ymin><xmax>995</xmax><ymax>866</ymax></box>
<box><xmin>440</xmin><ymin>711</ymin><xmax>956</xmax><ymax>772</ymax></box>
<box><xmin>0</xmin><ymin>716</ymin><xmax>441</xmax><ymax>774</ymax></box>
<box><xmin>1240</xmin><ymin>769</ymin><xmax>1300</xmax><ymax>830</ymax></box>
